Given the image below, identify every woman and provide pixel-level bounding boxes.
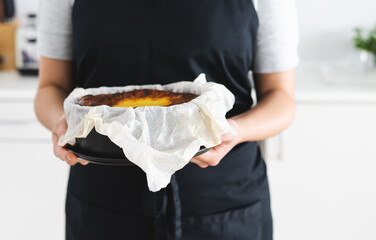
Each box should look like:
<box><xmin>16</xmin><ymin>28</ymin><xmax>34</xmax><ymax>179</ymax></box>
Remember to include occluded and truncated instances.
<box><xmin>35</xmin><ymin>0</ymin><xmax>298</xmax><ymax>239</ymax></box>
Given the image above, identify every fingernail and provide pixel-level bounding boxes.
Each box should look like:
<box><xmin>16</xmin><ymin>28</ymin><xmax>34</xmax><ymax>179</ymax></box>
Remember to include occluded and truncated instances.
<box><xmin>67</xmin><ymin>156</ymin><xmax>72</xmax><ymax>162</ymax></box>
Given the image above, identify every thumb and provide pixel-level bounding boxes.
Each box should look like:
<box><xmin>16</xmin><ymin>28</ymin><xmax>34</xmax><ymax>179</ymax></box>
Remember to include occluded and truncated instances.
<box><xmin>221</xmin><ymin>133</ymin><xmax>234</xmax><ymax>142</ymax></box>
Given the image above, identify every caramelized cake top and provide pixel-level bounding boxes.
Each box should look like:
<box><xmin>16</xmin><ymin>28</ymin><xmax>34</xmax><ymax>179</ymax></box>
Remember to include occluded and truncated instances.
<box><xmin>78</xmin><ymin>89</ymin><xmax>198</xmax><ymax>108</ymax></box>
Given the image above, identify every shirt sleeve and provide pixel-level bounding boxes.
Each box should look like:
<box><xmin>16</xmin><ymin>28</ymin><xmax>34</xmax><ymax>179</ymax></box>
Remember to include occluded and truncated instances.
<box><xmin>253</xmin><ymin>0</ymin><xmax>299</xmax><ymax>73</ymax></box>
<box><xmin>37</xmin><ymin>0</ymin><xmax>74</xmax><ymax>60</ymax></box>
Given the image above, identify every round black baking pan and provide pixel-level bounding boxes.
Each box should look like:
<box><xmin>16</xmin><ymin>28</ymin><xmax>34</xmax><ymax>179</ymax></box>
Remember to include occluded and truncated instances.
<box><xmin>66</xmin><ymin>130</ymin><xmax>211</xmax><ymax>165</ymax></box>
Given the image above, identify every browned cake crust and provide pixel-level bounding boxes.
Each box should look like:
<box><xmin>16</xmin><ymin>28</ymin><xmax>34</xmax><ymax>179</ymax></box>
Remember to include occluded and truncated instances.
<box><xmin>78</xmin><ymin>89</ymin><xmax>198</xmax><ymax>107</ymax></box>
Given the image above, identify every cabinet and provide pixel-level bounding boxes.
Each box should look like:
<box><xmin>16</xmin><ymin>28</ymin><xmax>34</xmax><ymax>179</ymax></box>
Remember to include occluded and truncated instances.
<box><xmin>0</xmin><ymin>91</ymin><xmax>68</xmax><ymax>240</ymax></box>
<box><xmin>265</xmin><ymin>103</ymin><xmax>376</xmax><ymax>240</ymax></box>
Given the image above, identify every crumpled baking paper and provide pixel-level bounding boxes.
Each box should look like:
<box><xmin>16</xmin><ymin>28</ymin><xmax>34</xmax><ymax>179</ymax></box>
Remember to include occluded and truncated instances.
<box><xmin>58</xmin><ymin>74</ymin><xmax>236</xmax><ymax>192</ymax></box>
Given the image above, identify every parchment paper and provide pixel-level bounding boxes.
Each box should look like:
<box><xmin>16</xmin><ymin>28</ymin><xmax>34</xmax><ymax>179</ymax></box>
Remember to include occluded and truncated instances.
<box><xmin>58</xmin><ymin>74</ymin><xmax>236</xmax><ymax>191</ymax></box>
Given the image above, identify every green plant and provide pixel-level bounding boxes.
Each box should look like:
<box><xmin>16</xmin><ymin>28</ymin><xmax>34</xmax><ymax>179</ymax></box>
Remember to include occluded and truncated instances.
<box><xmin>354</xmin><ymin>25</ymin><xmax>376</xmax><ymax>54</ymax></box>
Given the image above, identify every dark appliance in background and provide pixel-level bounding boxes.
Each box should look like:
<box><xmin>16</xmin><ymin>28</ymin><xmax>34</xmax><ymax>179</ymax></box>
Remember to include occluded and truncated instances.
<box><xmin>0</xmin><ymin>0</ymin><xmax>4</xmax><ymax>21</ymax></box>
<box><xmin>16</xmin><ymin>13</ymin><xmax>39</xmax><ymax>75</ymax></box>
<box><xmin>0</xmin><ymin>0</ymin><xmax>15</xmax><ymax>21</ymax></box>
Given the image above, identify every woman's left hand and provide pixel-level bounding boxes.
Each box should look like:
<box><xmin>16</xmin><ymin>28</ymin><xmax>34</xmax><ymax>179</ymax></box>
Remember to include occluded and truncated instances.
<box><xmin>190</xmin><ymin>119</ymin><xmax>242</xmax><ymax>168</ymax></box>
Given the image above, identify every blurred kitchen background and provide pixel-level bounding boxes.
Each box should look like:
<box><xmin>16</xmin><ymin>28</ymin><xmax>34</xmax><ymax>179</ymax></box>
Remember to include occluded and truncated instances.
<box><xmin>0</xmin><ymin>0</ymin><xmax>375</xmax><ymax>239</ymax></box>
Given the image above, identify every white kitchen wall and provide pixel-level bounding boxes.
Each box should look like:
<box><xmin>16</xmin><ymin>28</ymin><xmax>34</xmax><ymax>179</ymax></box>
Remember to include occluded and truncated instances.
<box><xmin>16</xmin><ymin>0</ymin><xmax>376</xmax><ymax>65</ymax></box>
<box><xmin>296</xmin><ymin>0</ymin><xmax>376</xmax><ymax>64</ymax></box>
<box><xmin>15</xmin><ymin>0</ymin><xmax>39</xmax><ymax>21</ymax></box>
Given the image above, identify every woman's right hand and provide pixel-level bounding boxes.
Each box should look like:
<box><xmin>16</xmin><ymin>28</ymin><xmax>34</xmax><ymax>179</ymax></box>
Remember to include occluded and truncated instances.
<box><xmin>52</xmin><ymin>114</ymin><xmax>89</xmax><ymax>166</ymax></box>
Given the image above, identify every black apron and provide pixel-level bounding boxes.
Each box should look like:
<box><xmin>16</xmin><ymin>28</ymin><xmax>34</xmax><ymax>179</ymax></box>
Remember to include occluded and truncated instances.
<box><xmin>66</xmin><ymin>0</ymin><xmax>272</xmax><ymax>239</ymax></box>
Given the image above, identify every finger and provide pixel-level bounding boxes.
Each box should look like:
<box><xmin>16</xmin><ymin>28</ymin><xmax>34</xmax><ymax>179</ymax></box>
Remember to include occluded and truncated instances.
<box><xmin>77</xmin><ymin>158</ymin><xmax>90</xmax><ymax>165</ymax></box>
<box><xmin>65</xmin><ymin>150</ymin><xmax>89</xmax><ymax>166</ymax></box>
<box><xmin>190</xmin><ymin>158</ymin><xmax>209</xmax><ymax>168</ymax></box>
<box><xmin>53</xmin><ymin>133</ymin><xmax>88</xmax><ymax>166</ymax></box>
<box><xmin>65</xmin><ymin>152</ymin><xmax>79</xmax><ymax>166</ymax></box>
<box><xmin>193</xmin><ymin>148</ymin><xmax>216</xmax><ymax>161</ymax></box>
<box><xmin>199</xmin><ymin>157</ymin><xmax>220</xmax><ymax>167</ymax></box>
<box><xmin>193</xmin><ymin>149</ymin><xmax>220</xmax><ymax>165</ymax></box>
<box><xmin>54</xmin><ymin>144</ymin><xmax>78</xmax><ymax>166</ymax></box>
<box><xmin>53</xmin><ymin>144</ymin><xmax>67</xmax><ymax>161</ymax></box>
<box><xmin>66</xmin><ymin>151</ymin><xmax>88</xmax><ymax>166</ymax></box>
<box><xmin>194</xmin><ymin>144</ymin><xmax>230</xmax><ymax>166</ymax></box>
<box><xmin>192</xmin><ymin>156</ymin><xmax>220</xmax><ymax>167</ymax></box>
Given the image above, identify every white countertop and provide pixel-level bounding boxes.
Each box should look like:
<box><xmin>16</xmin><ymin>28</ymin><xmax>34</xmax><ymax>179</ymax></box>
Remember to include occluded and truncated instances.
<box><xmin>0</xmin><ymin>71</ymin><xmax>38</xmax><ymax>100</ymax></box>
<box><xmin>295</xmin><ymin>64</ymin><xmax>376</xmax><ymax>103</ymax></box>
<box><xmin>1</xmin><ymin>66</ymin><xmax>376</xmax><ymax>103</ymax></box>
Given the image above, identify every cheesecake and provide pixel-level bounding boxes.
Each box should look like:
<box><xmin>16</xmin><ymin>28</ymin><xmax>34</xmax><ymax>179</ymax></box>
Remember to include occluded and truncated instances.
<box><xmin>78</xmin><ymin>89</ymin><xmax>198</xmax><ymax>108</ymax></box>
